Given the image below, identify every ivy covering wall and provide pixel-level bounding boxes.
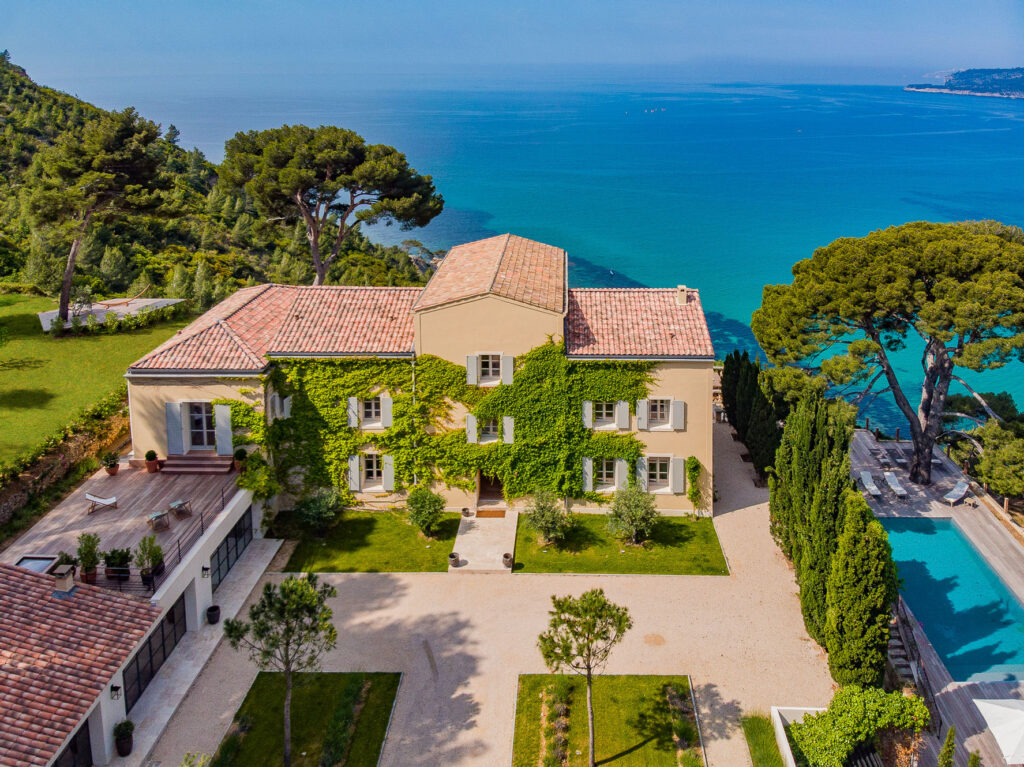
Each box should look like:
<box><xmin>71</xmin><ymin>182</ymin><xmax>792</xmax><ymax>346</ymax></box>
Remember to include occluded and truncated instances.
<box><xmin>227</xmin><ymin>342</ymin><xmax>656</xmax><ymax>501</ymax></box>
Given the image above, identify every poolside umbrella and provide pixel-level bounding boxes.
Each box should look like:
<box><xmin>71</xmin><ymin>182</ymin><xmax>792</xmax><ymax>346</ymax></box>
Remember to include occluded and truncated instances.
<box><xmin>973</xmin><ymin>699</ymin><xmax>1024</xmax><ymax>764</ymax></box>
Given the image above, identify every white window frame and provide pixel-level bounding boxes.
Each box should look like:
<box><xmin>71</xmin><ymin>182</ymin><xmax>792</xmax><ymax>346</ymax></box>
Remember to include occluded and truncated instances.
<box><xmin>648</xmin><ymin>398</ymin><xmax>671</xmax><ymax>429</ymax></box>
<box><xmin>647</xmin><ymin>455</ymin><xmax>671</xmax><ymax>493</ymax></box>
<box><xmin>478</xmin><ymin>353</ymin><xmax>502</xmax><ymax>385</ymax></box>
<box><xmin>362</xmin><ymin>453</ymin><xmax>384</xmax><ymax>490</ymax></box>
<box><xmin>479</xmin><ymin>418</ymin><xmax>499</xmax><ymax>444</ymax></box>
<box><xmin>594</xmin><ymin>458</ymin><xmax>616</xmax><ymax>493</ymax></box>
<box><xmin>593</xmin><ymin>401</ymin><xmax>616</xmax><ymax>429</ymax></box>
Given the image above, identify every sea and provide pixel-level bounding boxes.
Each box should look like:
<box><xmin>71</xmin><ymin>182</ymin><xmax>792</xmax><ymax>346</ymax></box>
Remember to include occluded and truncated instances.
<box><xmin>85</xmin><ymin>83</ymin><xmax>1024</xmax><ymax>428</ymax></box>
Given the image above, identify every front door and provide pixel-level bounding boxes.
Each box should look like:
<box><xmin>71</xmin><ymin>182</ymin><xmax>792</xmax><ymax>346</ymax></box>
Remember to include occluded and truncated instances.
<box><xmin>187</xmin><ymin>402</ymin><xmax>216</xmax><ymax>450</ymax></box>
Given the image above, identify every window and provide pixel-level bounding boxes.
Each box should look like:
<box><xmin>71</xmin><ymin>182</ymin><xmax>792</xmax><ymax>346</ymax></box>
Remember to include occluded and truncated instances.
<box><xmin>480</xmin><ymin>419</ymin><xmax>499</xmax><ymax>441</ymax></box>
<box><xmin>593</xmin><ymin>401</ymin><xmax>615</xmax><ymax>425</ymax></box>
<box><xmin>595</xmin><ymin>458</ymin><xmax>616</xmax><ymax>490</ymax></box>
<box><xmin>362</xmin><ymin>397</ymin><xmax>381</xmax><ymax>423</ymax></box>
<box><xmin>124</xmin><ymin>593</ymin><xmax>187</xmax><ymax>712</ymax></box>
<box><xmin>364</xmin><ymin>454</ymin><xmax>383</xmax><ymax>485</ymax></box>
<box><xmin>211</xmin><ymin>507</ymin><xmax>254</xmax><ymax>591</ymax></box>
<box><xmin>648</xmin><ymin>457</ymin><xmax>670</xmax><ymax>490</ymax></box>
<box><xmin>649</xmin><ymin>399</ymin><xmax>670</xmax><ymax>427</ymax></box>
<box><xmin>479</xmin><ymin>354</ymin><xmax>501</xmax><ymax>382</ymax></box>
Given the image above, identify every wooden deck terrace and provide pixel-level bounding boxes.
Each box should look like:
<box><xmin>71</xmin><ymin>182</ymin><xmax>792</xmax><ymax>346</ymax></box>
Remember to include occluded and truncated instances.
<box><xmin>852</xmin><ymin>430</ymin><xmax>1024</xmax><ymax>766</ymax></box>
<box><xmin>0</xmin><ymin>465</ymin><xmax>239</xmax><ymax>575</ymax></box>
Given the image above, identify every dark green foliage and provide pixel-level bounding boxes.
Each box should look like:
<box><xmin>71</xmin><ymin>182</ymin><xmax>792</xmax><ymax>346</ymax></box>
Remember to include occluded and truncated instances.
<box><xmin>523</xmin><ymin>489</ymin><xmax>574</xmax><ymax>544</ymax></box>
<box><xmin>407</xmin><ymin>486</ymin><xmax>446</xmax><ymax>535</ymax></box>
<box><xmin>607</xmin><ymin>486</ymin><xmax>660</xmax><ymax>545</ymax></box>
<box><xmin>824</xmin><ymin>492</ymin><xmax>899</xmax><ymax>686</ymax></box>
<box><xmin>938</xmin><ymin>726</ymin><xmax>957</xmax><ymax>767</ymax></box>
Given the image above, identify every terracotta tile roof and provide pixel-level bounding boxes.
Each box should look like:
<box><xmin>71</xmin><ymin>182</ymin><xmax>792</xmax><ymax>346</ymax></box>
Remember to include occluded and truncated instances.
<box><xmin>130</xmin><ymin>285</ymin><xmax>421</xmax><ymax>372</ymax></box>
<box><xmin>0</xmin><ymin>564</ymin><xmax>160</xmax><ymax>767</ymax></box>
<box><xmin>565</xmin><ymin>288</ymin><xmax>715</xmax><ymax>358</ymax></box>
<box><xmin>414</xmin><ymin>234</ymin><xmax>566</xmax><ymax>313</ymax></box>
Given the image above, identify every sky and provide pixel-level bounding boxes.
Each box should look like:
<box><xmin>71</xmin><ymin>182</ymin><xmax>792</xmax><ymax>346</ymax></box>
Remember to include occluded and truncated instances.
<box><xmin>4</xmin><ymin>0</ymin><xmax>1024</xmax><ymax>95</ymax></box>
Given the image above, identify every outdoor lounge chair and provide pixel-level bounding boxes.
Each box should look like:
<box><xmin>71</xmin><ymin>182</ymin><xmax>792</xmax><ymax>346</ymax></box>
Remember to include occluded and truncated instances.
<box><xmin>943</xmin><ymin>479</ymin><xmax>970</xmax><ymax>507</ymax></box>
<box><xmin>884</xmin><ymin>471</ymin><xmax>908</xmax><ymax>499</ymax></box>
<box><xmin>85</xmin><ymin>493</ymin><xmax>117</xmax><ymax>514</ymax></box>
<box><xmin>859</xmin><ymin>471</ymin><xmax>883</xmax><ymax>497</ymax></box>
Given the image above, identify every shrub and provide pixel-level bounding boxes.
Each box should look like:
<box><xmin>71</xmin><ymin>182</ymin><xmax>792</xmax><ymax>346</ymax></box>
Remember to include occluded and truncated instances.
<box><xmin>524</xmin><ymin>489</ymin><xmax>574</xmax><ymax>543</ymax></box>
<box><xmin>296</xmin><ymin>488</ymin><xmax>346</xmax><ymax>535</ymax></box>
<box><xmin>407</xmin><ymin>486</ymin><xmax>446</xmax><ymax>535</ymax></box>
<box><xmin>607</xmin><ymin>485</ymin><xmax>659</xmax><ymax>544</ymax></box>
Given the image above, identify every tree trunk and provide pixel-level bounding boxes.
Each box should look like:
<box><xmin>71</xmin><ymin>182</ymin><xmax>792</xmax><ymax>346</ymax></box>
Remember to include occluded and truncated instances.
<box><xmin>57</xmin><ymin>235</ymin><xmax>85</xmax><ymax>325</ymax></box>
<box><xmin>586</xmin><ymin>669</ymin><xmax>595</xmax><ymax>767</ymax></box>
<box><xmin>283</xmin><ymin>669</ymin><xmax>293</xmax><ymax>767</ymax></box>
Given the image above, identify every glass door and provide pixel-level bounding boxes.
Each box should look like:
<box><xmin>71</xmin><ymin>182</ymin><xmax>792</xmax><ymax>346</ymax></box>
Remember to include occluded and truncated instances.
<box><xmin>188</xmin><ymin>402</ymin><xmax>216</xmax><ymax>450</ymax></box>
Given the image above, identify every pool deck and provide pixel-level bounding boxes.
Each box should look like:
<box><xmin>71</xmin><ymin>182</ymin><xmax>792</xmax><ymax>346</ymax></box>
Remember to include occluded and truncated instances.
<box><xmin>852</xmin><ymin>430</ymin><xmax>1024</xmax><ymax>767</ymax></box>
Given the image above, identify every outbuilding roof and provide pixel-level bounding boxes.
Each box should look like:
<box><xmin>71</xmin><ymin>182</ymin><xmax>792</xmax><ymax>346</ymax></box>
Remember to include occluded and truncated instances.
<box><xmin>565</xmin><ymin>288</ymin><xmax>715</xmax><ymax>358</ymax></box>
<box><xmin>0</xmin><ymin>564</ymin><xmax>160</xmax><ymax>767</ymax></box>
<box><xmin>413</xmin><ymin>234</ymin><xmax>567</xmax><ymax>313</ymax></box>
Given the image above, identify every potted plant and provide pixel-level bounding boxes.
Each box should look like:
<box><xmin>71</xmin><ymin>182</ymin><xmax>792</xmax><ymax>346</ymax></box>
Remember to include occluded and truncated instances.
<box><xmin>144</xmin><ymin>449</ymin><xmax>159</xmax><ymax>473</ymax></box>
<box><xmin>104</xmin><ymin>548</ymin><xmax>132</xmax><ymax>581</ymax></box>
<box><xmin>113</xmin><ymin>719</ymin><xmax>134</xmax><ymax>757</ymax></box>
<box><xmin>77</xmin><ymin>533</ymin><xmax>101</xmax><ymax>584</ymax></box>
<box><xmin>101</xmin><ymin>451</ymin><xmax>120</xmax><ymax>476</ymax></box>
<box><xmin>134</xmin><ymin>536</ymin><xmax>165</xmax><ymax>589</ymax></box>
<box><xmin>233</xmin><ymin>447</ymin><xmax>247</xmax><ymax>472</ymax></box>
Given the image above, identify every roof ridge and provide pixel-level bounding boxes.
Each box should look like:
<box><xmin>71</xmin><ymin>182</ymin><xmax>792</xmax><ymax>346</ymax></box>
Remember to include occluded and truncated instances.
<box><xmin>486</xmin><ymin>233</ymin><xmax>513</xmax><ymax>295</ymax></box>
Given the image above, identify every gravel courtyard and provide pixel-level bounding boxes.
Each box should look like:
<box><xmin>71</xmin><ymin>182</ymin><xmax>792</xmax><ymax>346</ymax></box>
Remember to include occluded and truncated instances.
<box><xmin>149</xmin><ymin>422</ymin><xmax>834</xmax><ymax>766</ymax></box>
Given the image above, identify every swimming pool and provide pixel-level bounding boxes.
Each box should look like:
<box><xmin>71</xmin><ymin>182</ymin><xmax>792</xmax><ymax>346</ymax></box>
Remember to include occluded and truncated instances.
<box><xmin>881</xmin><ymin>517</ymin><xmax>1024</xmax><ymax>683</ymax></box>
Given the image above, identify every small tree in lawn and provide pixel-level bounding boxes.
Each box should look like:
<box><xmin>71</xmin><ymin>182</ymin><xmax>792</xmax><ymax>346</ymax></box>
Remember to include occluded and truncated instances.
<box><xmin>524</xmin><ymin>489</ymin><xmax>574</xmax><ymax>544</ymax></box>
<box><xmin>224</xmin><ymin>574</ymin><xmax>338</xmax><ymax>767</ymax></box>
<box><xmin>538</xmin><ymin>589</ymin><xmax>632</xmax><ymax>767</ymax></box>
<box><xmin>607</xmin><ymin>485</ymin><xmax>659</xmax><ymax>545</ymax></box>
<box><xmin>407</xmin><ymin>486</ymin><xmax>446</xmax><ymax>535</ymax></box>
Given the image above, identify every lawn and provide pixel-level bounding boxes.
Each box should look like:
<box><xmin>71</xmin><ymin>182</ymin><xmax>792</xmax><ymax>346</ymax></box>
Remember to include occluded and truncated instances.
<box><xmin>513</xmin><ymin>674</ymin><xmax>704</xmax><ymax>767</ymax></box>
<box><xmin>513</xmin><ymin>513</ymin><xmax>728</xmax><ymax>575</ymax></box>
<box><xmin>0</xmin><ymin>294</ymin><xmax>189</xmax><ymax>464</ymax></box>
<box><xmin>742</xmin><ymin>713</ymin><xmax>785</xmax><ymax>767</ymax></box>
<box><xmin>212</xmin><ymin>671</ymin><xmax>400</xmax><ymax>767</ymax></box>
<box><xmin>283</xmin><ymin>509</ymin><xmax>461</xmax><ymax>572</ymax></box>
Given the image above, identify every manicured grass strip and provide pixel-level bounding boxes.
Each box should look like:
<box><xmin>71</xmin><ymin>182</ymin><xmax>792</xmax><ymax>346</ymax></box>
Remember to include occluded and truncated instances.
<box><xmin>284</xmin><ymin>509</ymin><xmax>460</xmax><ymax>572</ymax></box>
<box><xmin>514</xmin><ymin>513</ymin><xmax>728</xmax><ymax>575</ymax></box>
<box><xmin>513</xmin><ymin>674</ymin><xmax>700</xmax><ymax>767</ymax></box>
<box><xmin>214</xmin><ymin>671</ymin><xmax>399</xmax><ymax>767</ymax></box>
<box><xmin>742</xmin><ymin>713</ymin><xmax>785</xmax><ymax>767</ymax></box>
<box><xmin>0</xmin><ymin>294</ymin><xmax>189</xmax><ymax>464</ymax></box>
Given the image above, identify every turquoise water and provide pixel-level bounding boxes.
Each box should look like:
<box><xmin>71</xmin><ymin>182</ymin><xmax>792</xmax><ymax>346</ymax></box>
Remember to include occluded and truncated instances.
<box><xmin>881</xmin><ymin>517</ymin><xmax>1024</xmax><ymax>682</ymax></box>
<box><xmin>106</xmin><ymin>84</ymin><xmax>1024</xmax><ymax>426</ymax></box>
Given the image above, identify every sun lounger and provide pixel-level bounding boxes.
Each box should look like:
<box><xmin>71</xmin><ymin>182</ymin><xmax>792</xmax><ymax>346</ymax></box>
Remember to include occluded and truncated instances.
<box><xmin>943</xmin><ymin>480</ymin><xmax>970</xmax><ymax>507</ymax></box>
<box><xmin>859</xmin><ymin>471</ymin><xmax>882</xmax><ymax>497</ymax></box>
<box><xmin>86</xmin><ymin>493</ymin><xmax>117</xmax><ymax>514</ymax></box>
<box><xmin>884</xmin><ymin>471</ymin><xmax>908</xmax><ymax>499</ymax></box>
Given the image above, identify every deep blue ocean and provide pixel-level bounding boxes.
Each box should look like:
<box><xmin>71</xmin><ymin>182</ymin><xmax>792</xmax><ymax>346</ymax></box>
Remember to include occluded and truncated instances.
<box><xmin>102</xmin><ymin>84</ymin><xmax>1024</xmax><ymax>427</ymax></box>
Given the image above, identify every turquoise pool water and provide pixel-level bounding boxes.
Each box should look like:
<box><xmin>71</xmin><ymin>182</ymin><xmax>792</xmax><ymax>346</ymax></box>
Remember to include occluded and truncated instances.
<box><xmin>881</xmin><ymin>517</ymin><xmax>1024</xmax><ymax>683</ymax></box>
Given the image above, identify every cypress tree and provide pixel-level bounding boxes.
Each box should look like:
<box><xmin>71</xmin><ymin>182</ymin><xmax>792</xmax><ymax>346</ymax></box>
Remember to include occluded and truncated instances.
<box><xmin>824</xmin><ymin>491</ymin><xmax>899</xmax><ymax>686</ymax></box>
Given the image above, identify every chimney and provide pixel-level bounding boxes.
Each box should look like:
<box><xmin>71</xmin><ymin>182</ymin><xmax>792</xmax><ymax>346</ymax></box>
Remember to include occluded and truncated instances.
<box><xmin>52</xmin><ymin>564</ymin><xmax>76</xmax><ymax>594</ymax></box>
<box><xmin>676</xmin><ymin>285</ymin><xmax>690</xmax><ymax>305</ymax></box>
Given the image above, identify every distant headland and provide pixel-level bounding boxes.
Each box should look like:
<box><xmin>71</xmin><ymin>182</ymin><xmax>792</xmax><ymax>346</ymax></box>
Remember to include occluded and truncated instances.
<box><xmin>905</xmin><ymin>68</ymin><xmax>1024</xmax><ymax>99</ymax></box>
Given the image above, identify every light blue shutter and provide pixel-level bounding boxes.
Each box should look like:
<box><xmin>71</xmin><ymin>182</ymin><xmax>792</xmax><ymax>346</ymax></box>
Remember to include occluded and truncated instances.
<box><xmin>214</xmin><ymin>404</ymin><xmax>233</xmax><ymax>456</ymax></box>
<box><xmin>165</xmin><ymin>402</ymin><xmax>184</xmax><ymax>455</ymax></box>
<box><xmin>636</xmin><ymin>456</ymin><xmax>648</xmax><ymax>491</ymax></box>
<box><xmin>500</xmin><ymin>355</ymin><xmax>514</xmax><ymax>385</ymax></box>
<box><xmin>382</xmin><ymin>455</ymin><xmax>395</xmax><ymax>491</ymax></box>
<box><xmin>582</xmin><ymin>401</ymin><xmax>594</xmax><ymax>429</ymax></box>
<box><xmin>582</xmin><ymin>457</ymin><xmax>594</xmax><ymax>492</ymax></box>
<box><xmin>347</xmin><ymin>397</ymin><xmax>359</xmax><ymax>427</ymax></box>
<box><xmin>466</xmin><ymin>414</ymin><xmax>478</xmax><ymax>444</ymax></box>
<box><xmin>381</xmin><ymin>395</ymin><xmax>393</xmax><ymax>427</ymax></box>
<box><xmin>670</xmin><ymin>457</ymin><xmax>685</xmax><ymax>494</ymax></box>
<box><xmin>671</xmin><ymin>400</ymin><xmax>686</xmax><ymax>430</ymax></box>
<box><xmin>466</xmin><ymin>355</ymin><xmax>478</xmax><ymax>385</ymax></box>
<box><xmin>637</xmin><ymin>400</ymin><xmax>649</xmax><ymax>430</ymax></box>
<box><xmin>614</xmin><ymin>458</ymin><xmax>628</xmax><ymax>490</ymax></box>
<box><xmin>615</xmin><ymin>400</ymin><xmax>630</xmax><ymax>430</ymax></box>
<box><xmin>502</xmin><ymin>416</ymin><xmax>514</xmax><ymax>444</ymax></box>
<box><xmin>348</xmin><ymin>455</ymin><xmax>361</xmax><ymax>491</ymax></box>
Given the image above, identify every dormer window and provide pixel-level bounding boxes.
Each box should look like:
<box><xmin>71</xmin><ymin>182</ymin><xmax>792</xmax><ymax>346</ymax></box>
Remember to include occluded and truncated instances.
<box><xmin>479</xmin><ymin>354</ymin><xmax>501</xmax><ymax>383</ymax></box>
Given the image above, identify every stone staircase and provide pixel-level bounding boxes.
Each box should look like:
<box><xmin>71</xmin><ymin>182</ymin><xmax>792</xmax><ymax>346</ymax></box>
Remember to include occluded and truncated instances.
<box><xmin>160</xmin><ymin>454</ymin><xmax>234</xmax><ymax>475</ymax></box>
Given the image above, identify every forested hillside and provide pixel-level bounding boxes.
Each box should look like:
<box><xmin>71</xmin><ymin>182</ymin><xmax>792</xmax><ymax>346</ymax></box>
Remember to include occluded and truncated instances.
<box><xmin>0</xmin><ymin>52</ymin><xmax>430</xmax><ymax>308</ymax></box>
